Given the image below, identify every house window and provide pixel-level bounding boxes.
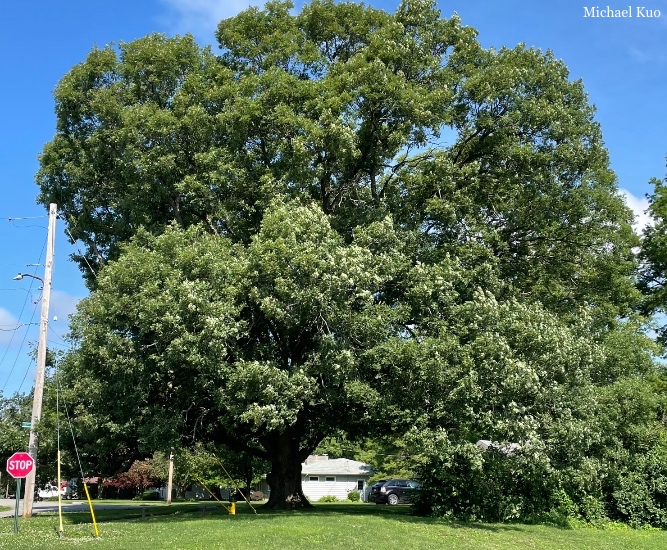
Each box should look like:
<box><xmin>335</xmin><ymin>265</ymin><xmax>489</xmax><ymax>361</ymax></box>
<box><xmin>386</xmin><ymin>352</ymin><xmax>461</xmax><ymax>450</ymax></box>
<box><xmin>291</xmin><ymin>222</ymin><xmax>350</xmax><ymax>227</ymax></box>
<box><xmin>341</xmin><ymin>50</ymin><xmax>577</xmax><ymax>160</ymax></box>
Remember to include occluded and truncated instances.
<box><xmin>309</xmin><ymin>476</ymin><xmax>319</xmax><ymax>482</ymax></box>
<box><xmin>325</xmin><ymin>476</ymin><xmax>335</xmax><ymax>482</ymax></box>
<box><xmin>357</xmin><ymin>480</ymin><xmax>364</xmax><ymax>491</ymax></box>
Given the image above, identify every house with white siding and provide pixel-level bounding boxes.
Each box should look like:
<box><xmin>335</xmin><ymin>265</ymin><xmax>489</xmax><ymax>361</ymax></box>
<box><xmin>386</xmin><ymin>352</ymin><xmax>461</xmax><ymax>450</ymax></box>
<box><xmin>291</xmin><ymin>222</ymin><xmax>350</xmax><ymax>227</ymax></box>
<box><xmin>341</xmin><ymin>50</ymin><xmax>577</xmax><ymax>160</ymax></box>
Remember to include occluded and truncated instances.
<box><xmin>300</xmin><ymin>455</ymin><xmax>374</xmax><ymax>502</ymax></box>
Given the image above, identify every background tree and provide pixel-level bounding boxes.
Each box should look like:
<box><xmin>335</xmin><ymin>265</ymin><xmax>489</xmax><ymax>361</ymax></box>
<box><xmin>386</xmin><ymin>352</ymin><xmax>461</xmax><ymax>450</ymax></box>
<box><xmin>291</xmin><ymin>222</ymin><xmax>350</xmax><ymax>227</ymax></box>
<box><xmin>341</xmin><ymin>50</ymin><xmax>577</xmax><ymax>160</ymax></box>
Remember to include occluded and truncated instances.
<box><xmin>402</xmin><ymin>298</ymin><xmax>664</xmax><ymax>523</ymax></box>
<box><xmin>103</xmin><ymin>459</ymin><xmax>158</xmax><ymax>499</ymax></box>
<box><xmin>640</xmin><ymin>163</ymin><xmax>667</xmax><ymax>344</ymax></box>
<box><xmin>0</xmin><ymin>392</ymin><xmax>30</xmax><ymax>496</ymax></box>
<box><xmin>38</xmin><ymin>0</ymin><xmax>644</xmax><ymax>510</ymax></box>
<box><xmin>0</xmin><ymin>392</ymin><xmax>30</xmax><ymax>462</ymax></box>
<box><xmin>315</xmin><ymin>433</ymin><xmax>418</xmax><ymax>481</ymax></box>
<box><xmin>0</xmin><ymin>384</ymin><xmax>73</xmax><ymax>492</ymax></box>
<box><xmin>159</xmin><ymin>443</ymin><xmax>267</xmax><ymax>499</ymax></box>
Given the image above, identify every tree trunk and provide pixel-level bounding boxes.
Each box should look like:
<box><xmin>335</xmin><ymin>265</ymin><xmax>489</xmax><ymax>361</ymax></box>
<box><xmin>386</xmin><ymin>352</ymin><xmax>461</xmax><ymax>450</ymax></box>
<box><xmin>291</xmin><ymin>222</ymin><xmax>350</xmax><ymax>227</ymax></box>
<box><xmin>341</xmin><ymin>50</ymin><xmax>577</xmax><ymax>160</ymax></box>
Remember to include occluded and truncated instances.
<box><xmin>264</xmin><ymin>436</ymin><xmax>312</xmax><ymax>509</ymax></box>
<box><xmin>243</xmin><ymin>457</ymin><xmax>252</xmax><ymax>500</ymax></box>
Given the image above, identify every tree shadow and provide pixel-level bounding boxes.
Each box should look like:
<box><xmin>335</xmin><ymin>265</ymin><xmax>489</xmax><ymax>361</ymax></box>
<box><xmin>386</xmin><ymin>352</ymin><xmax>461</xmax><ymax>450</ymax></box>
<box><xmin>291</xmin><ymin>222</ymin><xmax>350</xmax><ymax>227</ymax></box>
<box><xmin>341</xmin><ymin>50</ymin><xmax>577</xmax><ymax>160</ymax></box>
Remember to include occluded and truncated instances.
<box><xmin>230</xmin><ymin>503</ymin><xmax>528</xmax><ymax>532</ymax></box>
<box><xmin>48</xmin><ymin>501</ymin><xmax>566</xmax><ymax>533</ymax></box>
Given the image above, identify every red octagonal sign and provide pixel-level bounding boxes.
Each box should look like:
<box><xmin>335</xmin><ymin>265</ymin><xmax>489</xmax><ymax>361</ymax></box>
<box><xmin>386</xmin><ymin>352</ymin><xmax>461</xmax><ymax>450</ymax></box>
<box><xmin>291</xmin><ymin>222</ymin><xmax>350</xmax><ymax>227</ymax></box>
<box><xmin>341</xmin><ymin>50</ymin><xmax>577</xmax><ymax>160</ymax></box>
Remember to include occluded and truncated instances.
<box><xmin>6</xmin><ymin>452</ymin><xmax>34</xmax><ymax>479</ymax></box>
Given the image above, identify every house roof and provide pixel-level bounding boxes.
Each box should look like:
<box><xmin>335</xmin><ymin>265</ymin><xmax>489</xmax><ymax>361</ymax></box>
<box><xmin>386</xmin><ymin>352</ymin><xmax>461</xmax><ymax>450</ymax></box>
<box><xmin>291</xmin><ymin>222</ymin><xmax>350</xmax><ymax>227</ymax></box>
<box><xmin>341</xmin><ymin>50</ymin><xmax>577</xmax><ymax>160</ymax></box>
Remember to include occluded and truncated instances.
<box><xmin>301</xmin><ymin>458</ymin><xmax>374</xmax><ymax>476</ymax></box>
<box><xmin>476</xmin><ymin>439</ymin><xmax>521</xmax><ymax>455</ymax></box>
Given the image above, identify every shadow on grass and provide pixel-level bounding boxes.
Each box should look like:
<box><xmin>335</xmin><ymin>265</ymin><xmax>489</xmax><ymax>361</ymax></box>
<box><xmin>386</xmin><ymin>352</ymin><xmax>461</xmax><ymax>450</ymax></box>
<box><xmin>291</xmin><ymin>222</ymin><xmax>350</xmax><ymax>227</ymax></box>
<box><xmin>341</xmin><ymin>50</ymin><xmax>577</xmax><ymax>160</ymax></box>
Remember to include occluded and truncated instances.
<box><xmin>46</xmin><ymin>502</ymin><xmax>535</xmax><ymax>533</ymax></box>
<box><xmin>253</xmin><ymin>503</ymin><xmax>528</xmax><ymax>533</ymax></box>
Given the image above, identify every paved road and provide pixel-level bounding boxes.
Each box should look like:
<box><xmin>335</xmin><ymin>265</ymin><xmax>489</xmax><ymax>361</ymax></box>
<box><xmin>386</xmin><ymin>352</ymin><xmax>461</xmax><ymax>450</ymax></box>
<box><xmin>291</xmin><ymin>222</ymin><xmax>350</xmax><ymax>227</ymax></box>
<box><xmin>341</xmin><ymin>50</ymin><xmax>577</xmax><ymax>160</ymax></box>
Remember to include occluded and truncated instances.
<box><xmin>0</xmin><ymin>498</ymin><xmax>138</xmax><ymax>518</ymax></box>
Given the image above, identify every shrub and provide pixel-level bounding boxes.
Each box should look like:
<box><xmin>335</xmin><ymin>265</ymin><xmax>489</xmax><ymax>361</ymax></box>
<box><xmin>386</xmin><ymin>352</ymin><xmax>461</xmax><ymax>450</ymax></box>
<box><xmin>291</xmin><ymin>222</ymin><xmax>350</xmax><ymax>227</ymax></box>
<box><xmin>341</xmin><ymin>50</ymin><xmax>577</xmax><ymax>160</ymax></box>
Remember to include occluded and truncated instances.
<box><xmin>318</xmin><ymin>495</ymin><xmax>339</xmax><ymax>502</ymax></box>
<box><xmin>347</xmin><ymin>490</ymin><xmax>360</xmax><ymax>502</ymax></box>
<box><xmin>610</xmin><ymin>445</ymin><xmax>667</xmax><ymax>527</ymax></box>
<box><xmin>411</xmin><ymin>431</ymin><xmax>559</xmax><ymax>522</ymax></box>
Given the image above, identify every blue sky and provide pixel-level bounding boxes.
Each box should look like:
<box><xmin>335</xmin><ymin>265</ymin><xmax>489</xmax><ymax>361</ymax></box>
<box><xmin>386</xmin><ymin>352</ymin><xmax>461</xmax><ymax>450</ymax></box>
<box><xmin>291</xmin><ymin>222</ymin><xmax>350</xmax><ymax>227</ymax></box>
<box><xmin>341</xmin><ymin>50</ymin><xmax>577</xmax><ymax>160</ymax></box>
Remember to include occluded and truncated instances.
<box><xmin>0</xmin><ymin>0</ymin><xmax>665</xmax><ymax>397</ymax></box>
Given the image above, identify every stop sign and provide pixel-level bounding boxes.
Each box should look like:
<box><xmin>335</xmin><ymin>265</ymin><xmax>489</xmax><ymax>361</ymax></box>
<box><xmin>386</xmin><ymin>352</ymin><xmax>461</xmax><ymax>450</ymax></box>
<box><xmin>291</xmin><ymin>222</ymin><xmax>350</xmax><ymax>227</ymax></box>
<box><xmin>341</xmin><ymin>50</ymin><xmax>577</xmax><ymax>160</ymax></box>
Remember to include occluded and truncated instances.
<box><xmin>6</xmin><ymin>452</ymin><xmax>34</xmax><ymax>479</ymax></box>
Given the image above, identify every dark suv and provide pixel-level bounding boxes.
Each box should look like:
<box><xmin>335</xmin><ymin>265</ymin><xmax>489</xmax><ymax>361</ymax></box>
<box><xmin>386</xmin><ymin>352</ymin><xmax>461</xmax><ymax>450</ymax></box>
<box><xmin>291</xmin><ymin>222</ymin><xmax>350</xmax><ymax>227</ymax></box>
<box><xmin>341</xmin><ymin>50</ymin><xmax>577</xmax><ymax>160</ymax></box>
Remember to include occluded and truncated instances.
<box><xmin>367</xmin><ymin>480</ymin><xmax>387</xmax><ymax>503</ymax></box>
<box><xmin>374</xmin><ymin>479</ymin><xmax>421</xmax><ymax>505</ymax></box>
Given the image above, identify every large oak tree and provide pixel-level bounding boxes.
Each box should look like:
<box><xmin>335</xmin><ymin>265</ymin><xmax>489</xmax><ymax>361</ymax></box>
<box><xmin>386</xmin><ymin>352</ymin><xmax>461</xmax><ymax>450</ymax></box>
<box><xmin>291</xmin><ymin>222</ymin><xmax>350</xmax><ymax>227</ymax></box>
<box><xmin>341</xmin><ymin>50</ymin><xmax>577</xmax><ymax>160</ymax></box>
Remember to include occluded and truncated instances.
<box><xmin>38</xmin><ymin>1</ymin><xmax>640</xmax><ymax>508</ymax></box>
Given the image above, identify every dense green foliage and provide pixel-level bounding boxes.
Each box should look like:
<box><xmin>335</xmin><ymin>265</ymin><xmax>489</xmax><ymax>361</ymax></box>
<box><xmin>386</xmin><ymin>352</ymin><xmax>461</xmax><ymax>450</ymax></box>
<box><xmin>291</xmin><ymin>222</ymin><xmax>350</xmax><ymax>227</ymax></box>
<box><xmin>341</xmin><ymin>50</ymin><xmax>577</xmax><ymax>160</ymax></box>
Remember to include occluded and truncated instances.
<box><xmin>0</xmin><ymin>392</ymin><xmax>30</xmax><ymax>493</ymax></box>
<box><xmin>36</xmin><ymin>0</ymin><xmax>661</xmax><ymax>517</ymax></box>
<box><xmin>640</xmin><ymin>164</ymin><xmax>667</xmax><ymax>343</ymax></box>
<box><xmin>58</xmin><ymin>200</ymin><xmax>403</xmax><ymax>506</ymax></box>
<box><xmin>409</xmin><ymin>358</ymin><xmax>667</xmax><ymax>526</ymax></box>
<box><xmin>0</xmin><ymin>392</ymin><xmax>30</xmax><ymax>462</ymax></box>
<box><xmin>38</xmin><ymin>0</ymin><xmax>637</xmax><ymax>318</ymax></box>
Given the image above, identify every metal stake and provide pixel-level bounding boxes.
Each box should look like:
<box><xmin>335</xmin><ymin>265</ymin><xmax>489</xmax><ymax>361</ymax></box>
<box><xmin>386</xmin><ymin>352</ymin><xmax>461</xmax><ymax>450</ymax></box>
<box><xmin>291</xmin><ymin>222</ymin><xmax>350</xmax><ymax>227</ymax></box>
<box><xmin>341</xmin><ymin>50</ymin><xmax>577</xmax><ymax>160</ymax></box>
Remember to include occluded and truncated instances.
<box><xmin>13</xmin><ymin>478</ymin><xmax>21</xmax><ymax>534</ymax></box>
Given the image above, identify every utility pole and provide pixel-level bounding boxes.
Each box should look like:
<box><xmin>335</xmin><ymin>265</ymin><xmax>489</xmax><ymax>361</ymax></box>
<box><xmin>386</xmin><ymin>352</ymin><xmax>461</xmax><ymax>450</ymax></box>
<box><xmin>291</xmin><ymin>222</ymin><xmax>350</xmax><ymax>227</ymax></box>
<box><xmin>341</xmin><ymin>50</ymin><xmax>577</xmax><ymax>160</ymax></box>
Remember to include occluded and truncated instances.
<box><xmin>22</xmin><ymin>203</ymin><xmax>57</xmax><ymax>518</ymax></box>
<box><xmin>167</xmin><ymin>451</ymin><xmax>174</xmax><ymax>505</ymax></box>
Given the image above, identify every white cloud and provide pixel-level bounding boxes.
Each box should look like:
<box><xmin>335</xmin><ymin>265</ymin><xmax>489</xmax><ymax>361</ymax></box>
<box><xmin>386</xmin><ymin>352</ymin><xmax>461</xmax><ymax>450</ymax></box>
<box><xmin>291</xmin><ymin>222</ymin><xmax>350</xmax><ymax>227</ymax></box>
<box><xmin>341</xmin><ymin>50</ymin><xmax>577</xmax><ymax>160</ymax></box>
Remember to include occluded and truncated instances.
<box><xmin>158</xmin><ymin>0</ymin><xmax>260</xmax><ymax>43</ymax></box>
<box><xmin>629</xmin><ymin>47</ymin><xmax>667</xmax><ymax>64</ymax></box>
<box><xmin>619</xmin><ymin>188</ymin><xmax>653</xmax><ymax>234</ymax></box>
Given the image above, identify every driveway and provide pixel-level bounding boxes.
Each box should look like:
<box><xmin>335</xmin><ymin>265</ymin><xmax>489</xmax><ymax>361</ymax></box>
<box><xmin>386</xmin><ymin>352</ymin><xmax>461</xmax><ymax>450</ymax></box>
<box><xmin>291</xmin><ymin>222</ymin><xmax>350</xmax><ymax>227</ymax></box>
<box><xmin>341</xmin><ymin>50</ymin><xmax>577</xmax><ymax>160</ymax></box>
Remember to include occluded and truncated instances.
<box><xmin>0</xmin><ymin>498</ymin><xmax>139</xmax><ymax>518</ymax></box>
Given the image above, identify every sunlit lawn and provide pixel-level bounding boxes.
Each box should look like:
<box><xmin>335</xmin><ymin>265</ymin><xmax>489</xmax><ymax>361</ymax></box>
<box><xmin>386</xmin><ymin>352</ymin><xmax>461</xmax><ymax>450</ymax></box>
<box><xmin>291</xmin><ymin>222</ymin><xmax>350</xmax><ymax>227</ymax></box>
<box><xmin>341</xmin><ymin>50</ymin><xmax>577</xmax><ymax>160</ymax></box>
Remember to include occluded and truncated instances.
<box><xmin>2</xmin><ymin>502</ymin><xmax>667</xmax><ymax>549</ymax></box>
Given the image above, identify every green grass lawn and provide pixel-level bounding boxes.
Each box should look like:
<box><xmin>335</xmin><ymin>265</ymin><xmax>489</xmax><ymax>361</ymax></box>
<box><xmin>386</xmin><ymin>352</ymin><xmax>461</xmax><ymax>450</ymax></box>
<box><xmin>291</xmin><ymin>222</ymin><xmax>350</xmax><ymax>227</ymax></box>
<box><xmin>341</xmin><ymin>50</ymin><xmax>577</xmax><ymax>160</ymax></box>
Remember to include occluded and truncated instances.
<box><xmin>1</xmin><ymin>502</ymin><xmax>666</xmax><ymax>549</ymax></box>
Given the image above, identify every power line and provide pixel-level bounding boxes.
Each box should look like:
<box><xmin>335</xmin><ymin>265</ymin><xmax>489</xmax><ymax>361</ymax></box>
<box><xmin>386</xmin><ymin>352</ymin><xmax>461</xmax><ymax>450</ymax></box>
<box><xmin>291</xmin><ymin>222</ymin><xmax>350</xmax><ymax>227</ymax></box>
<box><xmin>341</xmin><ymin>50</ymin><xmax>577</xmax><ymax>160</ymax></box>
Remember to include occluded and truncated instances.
<box><xmin>60</xmin><ymin>218</ymin><xmax>97</xmax><ymax>278</ymax></box>
<box><xmin>0</xmin><ymin>215</ymin><xmax>49</xmax><ymax>221</ymax></box>
<box><xmin>0</xmin><ymin>234</ymin><xmax>48</xmax><ymax>392</ymax></box>
<box><xmin>0</xmin><ymin>287</ymin><xmax>42</xmax><ymax>293</ymax></box>
<box><xmin>5</xmin><ymin>222</ymin><xmax>48</xmax><ymax>230</ymax></box>
<box><xmin>48</xmin><ymin>326</ymin><xmax>70</xmax><ymax>346</ymax></box>
<box><xmin>47</xmin><ymin>340</ymin><xmax>70</xmax><ymax>351</ymax></box>
<box><xmin>0</xmin><ymin>299</ymin><xmax>40</xmax><ymax>393</ymax></box>
<box><xmin>16</xmin><ymin>357</ymin><xmax>36</xmax><ymax>395</ymax></box>
<box><xmin>1</xmin><ymin>215</ymin><xmax>49</xmax><ymax>230</ymax></box>
<box><xmin>0</xmin><ymin>286</ymin><xmax>35</xmax><ymax>363</ymax></box>
<box><xmin>0</xmin><ymin>323</ymin><xmax>38</xmax><ymax>331</ymax></box>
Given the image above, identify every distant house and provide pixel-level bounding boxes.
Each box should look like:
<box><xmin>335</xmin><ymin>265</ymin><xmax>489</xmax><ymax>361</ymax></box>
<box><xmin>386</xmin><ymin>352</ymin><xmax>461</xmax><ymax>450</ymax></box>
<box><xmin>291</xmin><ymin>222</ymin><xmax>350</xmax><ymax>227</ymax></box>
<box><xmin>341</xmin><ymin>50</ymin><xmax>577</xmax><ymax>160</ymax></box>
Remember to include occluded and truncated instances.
<box><xmin>476</xmin><ymin>439</ymin><xmax>521</xmax><ymax>455</ymax></box>
<box><xmin>301</xmin><ymin>455</ymin><xmax>374</xmax><ymax>502</ymax></box>
<box><xmin>163</xmin><ymin>455</ymin><xmax>375</xmax><ymax>503</ymax></box>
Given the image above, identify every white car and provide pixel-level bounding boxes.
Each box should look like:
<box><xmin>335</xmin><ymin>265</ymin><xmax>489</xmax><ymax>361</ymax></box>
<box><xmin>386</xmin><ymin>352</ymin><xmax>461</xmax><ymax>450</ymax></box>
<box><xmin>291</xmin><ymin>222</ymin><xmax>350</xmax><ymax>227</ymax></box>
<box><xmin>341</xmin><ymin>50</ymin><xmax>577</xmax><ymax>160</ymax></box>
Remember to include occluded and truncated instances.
<box><xmin>37</xmin><ymin>484</ymin><xmax>66</xmax><ymax>499</ymax></box>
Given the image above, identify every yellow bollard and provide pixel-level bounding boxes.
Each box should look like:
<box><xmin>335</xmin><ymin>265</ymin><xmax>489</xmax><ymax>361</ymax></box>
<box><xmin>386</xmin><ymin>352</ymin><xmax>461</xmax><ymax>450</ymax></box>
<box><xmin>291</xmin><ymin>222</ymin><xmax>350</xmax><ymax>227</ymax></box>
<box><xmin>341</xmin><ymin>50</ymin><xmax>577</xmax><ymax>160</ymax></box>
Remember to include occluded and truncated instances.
<box><xmin>83</xmin><ymin>483</ymin><xmax>100</xmax><ymax>537</ymax></box>
<box><xmin>230</xmin><ymin>501</ymin><xmax>236</xmax><ymax>515</ymax></box>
